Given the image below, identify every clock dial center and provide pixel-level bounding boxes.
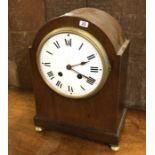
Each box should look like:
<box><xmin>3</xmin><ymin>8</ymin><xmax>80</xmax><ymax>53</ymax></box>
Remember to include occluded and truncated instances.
<box><xmin>66</xmin><ymin>64</ymin><xmax>72</xmax><ymax>70</ymax></box>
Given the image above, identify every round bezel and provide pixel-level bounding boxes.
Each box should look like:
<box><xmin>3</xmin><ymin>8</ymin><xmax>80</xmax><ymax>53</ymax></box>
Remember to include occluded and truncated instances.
<box><xmin>36</xmin><ymin>27</ymin><xmax>111</xmax><ymax>99</ymax></box>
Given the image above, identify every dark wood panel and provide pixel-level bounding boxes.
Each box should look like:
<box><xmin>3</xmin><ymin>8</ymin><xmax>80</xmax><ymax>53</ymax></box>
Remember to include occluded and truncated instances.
<box><xmin>45</xmin><ymin>0</ymin><xmax>86</xmax><ymax>21</ymax></box>
<box><xmin>8</xmin><ymin>25</ymin><xmax>14</xmax><ymax>60</ymax></box>
<box><xmin>120</xmin><ymin>0</ymin><xmax>146</xmax><ymax>110</ymax></box>
<box><xmin>9</xmin><ymin>31</ymin><xmax>38</xmax><ymax>87</ymax></box>
<box><xmin>9</xmin><ymin>0</ymin><xmax>45</xmax><ymax>31</ymax></box>
<box><xmin>8</xmin><ymin>0</ymin><xmax>46</xmax><ymax>88</ymax></box>
<box><xmin>87</xmin><ymin>0</ymin><xmax>123</xmax><ymax>18</ymax></box>
<box><xmin>8</xmin><ymin>88</ymin><xmax>146</xmax><ymax>155</ymax></box>
<box><xmin>10</xmin><ymin>31</ymin><xmax>37</xmax><ymax>59</ymax></box>
<box><xmin>125</xmin><ymin>58</ymin><xmax>146</xmax><ymax>110</ymax></box>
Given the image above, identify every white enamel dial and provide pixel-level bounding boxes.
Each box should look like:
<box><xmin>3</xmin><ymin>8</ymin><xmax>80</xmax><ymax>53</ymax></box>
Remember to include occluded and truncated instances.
<box><xmin>37</xmin><ymin>28</ymin><xmax>110</xmax><ymax>98</ymax></box>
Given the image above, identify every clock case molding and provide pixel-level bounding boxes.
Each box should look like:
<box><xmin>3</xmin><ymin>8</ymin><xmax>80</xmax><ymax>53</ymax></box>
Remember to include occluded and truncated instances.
<box><xmin>30</xmin><ymin>8</ymin><xmax>130</xmax><ymax>145</ymax></box>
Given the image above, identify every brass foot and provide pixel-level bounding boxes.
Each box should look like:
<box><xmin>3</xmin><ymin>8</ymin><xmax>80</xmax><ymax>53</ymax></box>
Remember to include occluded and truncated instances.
<box><xmin>35</xmin><ymin>126</ymin><xmax>43</xmax><ymax>132</ymax></box>
<box><xmin>110</xmin><ymin>145</ymin><xmax>120</xmax><ymax>151</ymax></box>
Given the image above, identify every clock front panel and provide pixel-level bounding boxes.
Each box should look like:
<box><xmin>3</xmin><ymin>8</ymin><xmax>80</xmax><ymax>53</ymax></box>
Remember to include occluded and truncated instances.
<box><xmin>37</xmin><ymin>28</ymin><xmax>109</xmax><ymax>98</ymax></box>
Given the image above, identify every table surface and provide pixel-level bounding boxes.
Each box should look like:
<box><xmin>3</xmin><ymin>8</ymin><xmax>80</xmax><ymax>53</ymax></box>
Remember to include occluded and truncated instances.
<box><xmin>9</xmin><ymin>88</ymin><xmax>146</xmax><ymax>155</ymax></box>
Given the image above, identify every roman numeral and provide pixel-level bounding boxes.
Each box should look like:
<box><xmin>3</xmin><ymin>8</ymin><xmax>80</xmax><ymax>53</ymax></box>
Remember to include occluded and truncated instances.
<box><xmin>65</xmin><ymin>38</ymin><xmax>72</xmax><ymax>46</ymax></box>
<box><xmin>56</xmin><ymin>80</ymin><xmax>62</xmax><ymax>88</ymax></box>
<box><xmin>90</xmin><ymin>66</ymin><xmax>99</xmax><ymax>73</ymax></box>
<box><xmin>87</xmin><ymin>54</ymin><xmax>95</xmax><ymax>60</ymax></box>
<box><xmin>53</xmin><ymin>41</ymin><xmax>60</xmax><ymax>48</ymax></box>
<box><xmin>79</xmin><ymin>43</ymin><xmax>84</xmax><ymax>50</ymax></box>
<box><xmin>47</xmin><ymin>71</ymin><xmax>54</xmax><ymax>79</ymax></box>
<box><xmin>80</xmin><ymin>85</ymin><xmax>85</xmax><ymax>91</ymax></box>
<box><xmin>68</xmin><ymin>86</ymin><xmax>73</xmax><ymax>93</ymax></box>
<box><xmin>42</xmin><ymin>62</ymin><xmax>51</xmax><ymax>67</ymax></box>
<box><xmin>46</xmin><ymin>51</ymin><xmax>53</xmax><ymax>55</ymax></box>
<box><xmin>87</xmin><ymin>77</ymin><xmax>96</xmax><ymax>85</ymax></box>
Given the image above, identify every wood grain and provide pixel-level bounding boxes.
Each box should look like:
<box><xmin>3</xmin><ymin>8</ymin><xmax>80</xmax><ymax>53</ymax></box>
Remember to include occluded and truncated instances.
<box><xmin>30</xmin><ymin>8</ymin><xmax>129</xmax><ymax>145</ymax></box>
<box><xmin>8</xmin><ymin>88</ymin><xmax>146</xmax><ymax>155</ymax></box>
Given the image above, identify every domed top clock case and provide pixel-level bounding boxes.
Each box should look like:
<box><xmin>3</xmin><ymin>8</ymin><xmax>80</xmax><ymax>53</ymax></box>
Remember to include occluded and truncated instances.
<box><xmin>30</xmin><ymin>8</ymin><xmax>130</xmax><ymax>147</ymax></box>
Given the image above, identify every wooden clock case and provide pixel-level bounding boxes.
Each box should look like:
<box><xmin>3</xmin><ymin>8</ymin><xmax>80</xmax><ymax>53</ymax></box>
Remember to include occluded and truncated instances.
<box><xmin>30</xmin><ymin>8</ymin><xmax>130</xmax><ymax>147</ymax></box>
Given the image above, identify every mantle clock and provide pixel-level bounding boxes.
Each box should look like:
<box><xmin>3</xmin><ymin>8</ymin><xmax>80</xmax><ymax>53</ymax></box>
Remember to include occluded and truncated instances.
<box><xmin>30</xmin><ymin>8</ymin><xmax>130</xmax><ymax>151</ymax></box>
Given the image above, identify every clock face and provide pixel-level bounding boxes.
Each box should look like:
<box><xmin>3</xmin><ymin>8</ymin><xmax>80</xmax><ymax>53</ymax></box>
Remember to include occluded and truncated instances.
<box><xmin>37</xmin><ymin>28</ymin><xmax>110</xmax><ymax>98</ymax></box>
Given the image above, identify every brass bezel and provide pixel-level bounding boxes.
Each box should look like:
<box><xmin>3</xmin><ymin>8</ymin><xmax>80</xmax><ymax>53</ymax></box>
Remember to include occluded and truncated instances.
<box><xmin>36</xmin><ymin>27</ymin><xmax>111</xmax><ymax>99</ymax></box>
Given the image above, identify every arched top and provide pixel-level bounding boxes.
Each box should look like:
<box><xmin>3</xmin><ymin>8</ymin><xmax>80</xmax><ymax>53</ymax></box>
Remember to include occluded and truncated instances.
<box><xmin>63</xmin><ymin>8</ymin><xmax>125</xmax><ymax>53</ymax></box>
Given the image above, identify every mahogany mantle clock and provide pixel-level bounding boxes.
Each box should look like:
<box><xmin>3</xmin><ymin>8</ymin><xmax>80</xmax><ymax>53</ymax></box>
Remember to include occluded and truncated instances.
<box><xmin>30</xmin><ymin>8</ymin><xmax>130</xmax><ymax>151</ymax></box>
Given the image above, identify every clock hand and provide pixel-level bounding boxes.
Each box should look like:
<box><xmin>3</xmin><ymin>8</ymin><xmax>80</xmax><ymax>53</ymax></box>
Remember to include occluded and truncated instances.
<box><xmin>70</xmin><ymin>61</ymin><xmax>89</xmax><ymax>67</ymax></box>
<box><xmin>66</xmin><ymin>65</ymin><xmax>89</xmax><ymax>79</ymax></box>
<box><xmin>72</xmin><ymin>68</ymin><xmax>89</xmax><ymax>79</ymax></box>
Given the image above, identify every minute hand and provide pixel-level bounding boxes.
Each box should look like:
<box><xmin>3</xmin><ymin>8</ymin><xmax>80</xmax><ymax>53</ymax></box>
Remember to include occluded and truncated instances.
<box><xmin>71</xmin><ymin>68</ymin><xmax>89</xmax><ymax>79</ymax></box>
